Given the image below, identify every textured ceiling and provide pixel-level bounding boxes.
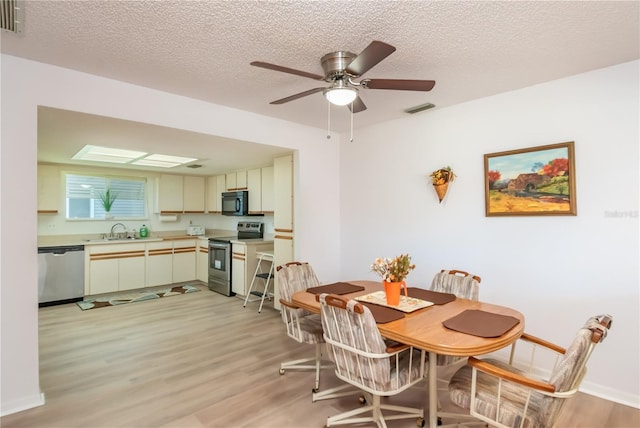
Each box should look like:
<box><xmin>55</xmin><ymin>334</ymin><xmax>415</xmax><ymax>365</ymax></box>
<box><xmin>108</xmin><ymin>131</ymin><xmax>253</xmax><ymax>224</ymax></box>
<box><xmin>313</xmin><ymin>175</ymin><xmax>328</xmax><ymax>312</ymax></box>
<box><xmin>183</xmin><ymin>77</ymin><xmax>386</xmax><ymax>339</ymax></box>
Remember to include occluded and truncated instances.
<box><xmin>2</xmin><ymin>0</ymin><xmax>638</xmax><ymax>175</ymax></box>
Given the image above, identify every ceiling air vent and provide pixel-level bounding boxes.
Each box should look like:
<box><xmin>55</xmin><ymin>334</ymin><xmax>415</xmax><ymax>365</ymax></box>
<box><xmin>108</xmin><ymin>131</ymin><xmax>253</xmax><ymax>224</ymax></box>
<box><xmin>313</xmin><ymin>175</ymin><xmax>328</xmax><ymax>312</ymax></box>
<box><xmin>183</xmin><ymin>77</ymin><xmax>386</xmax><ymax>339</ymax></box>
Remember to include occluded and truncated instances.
<box><xmin>405</xmin><ymin>103</ymin><xmax>435</xmax><ymax>114</ymax></box>
<box><xmin>1</xmin><ymin>0</ymin><xmax>24</xmax><ymax>33</ymax></box>
<box><xmin>186</xmin><ymin>164</ymin><xmax>203</xmax><ymax>169</ymax></box>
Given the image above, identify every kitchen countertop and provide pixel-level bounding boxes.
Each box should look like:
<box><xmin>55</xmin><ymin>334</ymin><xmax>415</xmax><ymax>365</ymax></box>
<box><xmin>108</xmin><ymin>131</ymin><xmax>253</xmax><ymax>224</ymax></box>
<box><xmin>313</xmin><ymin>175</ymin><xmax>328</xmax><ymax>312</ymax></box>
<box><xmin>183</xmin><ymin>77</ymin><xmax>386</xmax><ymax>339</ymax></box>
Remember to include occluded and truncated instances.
<box><xmin>37</xmin><ymin>231</ymin><xmax>274</xmax><ymax>247</ymax></box>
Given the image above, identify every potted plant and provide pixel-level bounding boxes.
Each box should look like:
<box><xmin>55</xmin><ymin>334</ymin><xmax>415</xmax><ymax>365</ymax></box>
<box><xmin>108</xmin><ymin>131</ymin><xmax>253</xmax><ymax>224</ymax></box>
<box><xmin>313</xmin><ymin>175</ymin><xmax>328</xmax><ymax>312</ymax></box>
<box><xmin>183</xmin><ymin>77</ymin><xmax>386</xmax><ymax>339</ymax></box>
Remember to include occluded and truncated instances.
<box><xmin>371</xmin><ymin>254</ymin><xmax>416</xmax><ymax>305</ymax></box>
<box><xmin>98</xmin><ymin>188</ymin><xmax>117</xmax><ymax>218</ymax></box>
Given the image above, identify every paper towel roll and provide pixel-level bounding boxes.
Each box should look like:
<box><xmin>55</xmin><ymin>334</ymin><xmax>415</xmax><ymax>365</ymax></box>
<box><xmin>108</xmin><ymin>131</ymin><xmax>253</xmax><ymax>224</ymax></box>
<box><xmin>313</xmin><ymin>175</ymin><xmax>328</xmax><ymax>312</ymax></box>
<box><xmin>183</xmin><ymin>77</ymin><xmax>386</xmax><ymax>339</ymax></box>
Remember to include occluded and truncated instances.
<box><xmin>158</xmin><ymin>214</ymin><xmax>178</xmax><ymax>222</ymax></box>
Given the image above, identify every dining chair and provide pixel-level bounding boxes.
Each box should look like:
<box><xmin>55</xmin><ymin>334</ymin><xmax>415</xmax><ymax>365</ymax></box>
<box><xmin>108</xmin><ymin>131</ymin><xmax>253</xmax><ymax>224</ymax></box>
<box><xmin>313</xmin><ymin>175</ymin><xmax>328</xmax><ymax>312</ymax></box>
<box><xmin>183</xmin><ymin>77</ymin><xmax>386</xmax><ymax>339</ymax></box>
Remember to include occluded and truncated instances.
<box><xmin>319</xmin><ymin>293</ymin><xmax>428</xmax><ymax>428</ymax></box>
<box><xmin>277</xmin><ymin>262</ymin><xmax>352</xmax><ymax>402</ymax></box>
<box><xmin>447</xmin><ymin>314</ymin><xmax>613</xmax><ymax>428</ymax></box>
<box><xmin>430</xmin><ymin>269</ymin><xmax>482</xmax><ymax>369</ymax></box>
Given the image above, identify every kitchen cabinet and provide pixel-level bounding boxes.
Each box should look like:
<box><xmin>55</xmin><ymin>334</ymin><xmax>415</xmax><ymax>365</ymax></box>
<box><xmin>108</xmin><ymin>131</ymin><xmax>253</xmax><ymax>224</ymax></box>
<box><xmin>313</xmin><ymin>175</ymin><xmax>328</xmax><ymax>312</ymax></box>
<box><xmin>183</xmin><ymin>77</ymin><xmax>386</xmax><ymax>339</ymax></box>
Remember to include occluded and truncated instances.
<box><xmin>247</xmin><ymin>166</ymin><xmax>275</xmax><ymax>214</ymax></box>
<box><xmin>226</xmin><ymin>170</ymin><xmax>247</xmax><ymax>191</ymax></box>
<box><xmin>273</xmin><ymin>154</ymin><xmax>294</xmax><ymax>311</ymax></box>
<box><xmin>156</xmin><ymin>174</ymin><xmax>184</xmax><ymax>213</ymax></box>
<box><xmin>272</xmin><ymin>236</ymin><xmax>292</xmax><ymax>311</ymax></box>
<box><xmin>157</xmin><ymin>174</ymin><xmax>205</xmax><ymax>214</ymax></box>
<box><xmin>119</xmin><ymin>254</ymin><xmax>147</xmax><ymax>291</ymax></box>
<box><xmin>87</xmin><ymin>243</ymin><xmax>146</xmax><ymax>295</ymax></box>
<box><xmin>247</xmin><ymin>168</ymin><xmax>262</xmax><ymax>214</ymax></box>
<box><xmin>232</xmin><ymin>241</ymin><xmax>274</xmax><ymax>297</ymax></box>
<box><xmin>206</xmin><ymin>175</ymin><xmax>226</xmax><ymax>213</ymax></box>
<box><xmin>172</xmin><ymin>239</ymin><xmax>197</xmax><ymax>283</ymax></box>
<box><xmin>231</xmin><ymin>244</ymin><xmax>246</xmax><ymax>295</ymax></box>
<box><xmin>183</xmin><ymin>176</ymin><xmax>205</xmax><ymax>213</ymax></box>
<box><xmin>146</xmin><ymin>241</ymin><xmax>174</xmax><ymax>287</ymax></box>
<box><xmin>261</xmin><ymin>165</ymin><xmax>274</xmax><ymax>214</ymax></box>
<box><xmin>196</xmin><ymin>239</ymin><xmax>209</xmax><ymax>283</ymax></box>
<box><xmin>274</xmin><ymin>155</ymin><xmax>293</xmax><ymax>231</ymax></box>
<box><xmin>38</xmin><ymin>164</ymin><xmax>60</xmax><ymax>214</ymax></box>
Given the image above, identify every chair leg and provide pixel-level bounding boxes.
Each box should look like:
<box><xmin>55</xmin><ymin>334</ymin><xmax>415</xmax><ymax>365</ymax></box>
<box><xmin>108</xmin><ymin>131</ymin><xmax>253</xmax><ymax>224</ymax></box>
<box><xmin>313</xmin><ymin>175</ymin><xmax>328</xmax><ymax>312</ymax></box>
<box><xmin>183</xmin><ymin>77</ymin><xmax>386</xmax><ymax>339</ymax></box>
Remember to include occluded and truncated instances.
<box><xmin>279</xmin><ymin>344</ymin><xmax>332</xmax><ymax>386</ymax></box>
<box><xmin>326</xmin><ymin>393</ymin><xmax>424</xmax><ymax>427</ymax></box>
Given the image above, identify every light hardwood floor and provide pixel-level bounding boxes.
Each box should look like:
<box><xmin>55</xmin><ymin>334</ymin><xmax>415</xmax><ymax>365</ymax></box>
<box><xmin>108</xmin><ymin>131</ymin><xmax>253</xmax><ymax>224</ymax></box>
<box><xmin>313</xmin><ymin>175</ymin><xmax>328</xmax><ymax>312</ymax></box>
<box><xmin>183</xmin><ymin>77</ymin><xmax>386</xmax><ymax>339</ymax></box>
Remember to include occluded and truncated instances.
<box><xmin>2</xmin><ymin>283</ymin><xmax>638</xmax><ymax>428</ymax></box>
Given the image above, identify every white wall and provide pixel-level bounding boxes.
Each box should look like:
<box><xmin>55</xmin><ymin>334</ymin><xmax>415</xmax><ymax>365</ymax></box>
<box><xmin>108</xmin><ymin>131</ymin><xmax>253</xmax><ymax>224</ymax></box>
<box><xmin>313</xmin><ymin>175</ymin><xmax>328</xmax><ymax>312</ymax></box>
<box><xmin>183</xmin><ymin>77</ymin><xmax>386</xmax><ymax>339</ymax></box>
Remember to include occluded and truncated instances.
<box><xmin>0</xmin><ymin>55</ymin><xmax>342</xmax><ymax>415</ymax></box>
<box><xmin>2</xmin><ymin>53</ymin><xmax>638</xmax><ymax>415</ymax></box>
<box><xmin>339</xmin><ymin>61</ymin><xmax>639</xmax><ymax>406</ymax></box>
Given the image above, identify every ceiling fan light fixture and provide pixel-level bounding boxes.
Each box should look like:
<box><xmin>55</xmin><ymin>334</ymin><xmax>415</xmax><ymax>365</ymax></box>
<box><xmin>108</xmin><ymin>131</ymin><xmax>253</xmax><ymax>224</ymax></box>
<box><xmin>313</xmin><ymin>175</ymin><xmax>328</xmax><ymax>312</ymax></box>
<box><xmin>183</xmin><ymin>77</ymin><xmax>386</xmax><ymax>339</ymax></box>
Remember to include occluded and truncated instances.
<box><xmin>324</xmin><ymin>87</ymin><xmax>357</xmax><ymax>106</ymax></box>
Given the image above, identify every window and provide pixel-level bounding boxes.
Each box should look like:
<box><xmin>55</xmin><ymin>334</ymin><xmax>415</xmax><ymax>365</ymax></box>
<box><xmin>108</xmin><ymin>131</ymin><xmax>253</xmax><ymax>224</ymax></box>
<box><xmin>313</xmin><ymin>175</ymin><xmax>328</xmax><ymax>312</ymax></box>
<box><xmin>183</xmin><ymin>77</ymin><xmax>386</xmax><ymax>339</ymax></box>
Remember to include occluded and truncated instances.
<box><xmin>66</xmin><ymin>174</ymin><xmax>146</xmax><ymax>219</ymax></box>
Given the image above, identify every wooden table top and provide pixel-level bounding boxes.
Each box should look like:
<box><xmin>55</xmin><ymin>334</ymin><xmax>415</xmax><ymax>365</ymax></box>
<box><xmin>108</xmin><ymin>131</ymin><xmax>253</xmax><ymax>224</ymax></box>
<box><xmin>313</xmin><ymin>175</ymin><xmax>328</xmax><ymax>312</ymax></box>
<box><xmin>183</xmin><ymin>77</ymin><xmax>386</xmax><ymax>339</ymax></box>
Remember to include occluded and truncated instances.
<box><xmin>292</xmin><ymin>280</ymin><xmax>525</xmax><ymax>357</ymax></box>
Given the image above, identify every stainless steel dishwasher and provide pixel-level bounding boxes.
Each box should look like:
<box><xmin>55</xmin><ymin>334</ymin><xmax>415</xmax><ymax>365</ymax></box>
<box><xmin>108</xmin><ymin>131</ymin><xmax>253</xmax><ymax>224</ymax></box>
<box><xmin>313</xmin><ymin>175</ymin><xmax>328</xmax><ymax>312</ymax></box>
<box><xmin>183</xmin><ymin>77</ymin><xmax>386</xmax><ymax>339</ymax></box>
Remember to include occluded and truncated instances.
<box><xmin>38</xmin><ymin>245</ymin><xmax>85</xmax><ymax>307</ymax></box>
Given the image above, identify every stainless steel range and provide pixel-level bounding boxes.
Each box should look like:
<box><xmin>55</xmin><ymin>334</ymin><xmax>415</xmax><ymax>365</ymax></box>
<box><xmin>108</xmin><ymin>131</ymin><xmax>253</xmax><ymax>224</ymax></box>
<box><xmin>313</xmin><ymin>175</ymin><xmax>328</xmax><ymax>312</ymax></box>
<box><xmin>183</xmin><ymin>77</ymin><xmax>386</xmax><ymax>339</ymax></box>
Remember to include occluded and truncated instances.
<box><xmin>208</xmin><ymin>222</ymin><xmax>264</xmax><ymax>296</ymax></box>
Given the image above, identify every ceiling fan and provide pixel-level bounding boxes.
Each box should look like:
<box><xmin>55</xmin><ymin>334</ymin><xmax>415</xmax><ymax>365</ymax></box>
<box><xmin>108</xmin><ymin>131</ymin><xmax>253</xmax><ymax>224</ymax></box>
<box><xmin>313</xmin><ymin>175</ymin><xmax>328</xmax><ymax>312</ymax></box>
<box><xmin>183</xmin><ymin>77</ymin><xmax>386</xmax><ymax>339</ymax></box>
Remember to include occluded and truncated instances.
<box><xmin>250</xmin><ymin>40</ymin><xmax>436</xmax><ymax>113</ymax></box>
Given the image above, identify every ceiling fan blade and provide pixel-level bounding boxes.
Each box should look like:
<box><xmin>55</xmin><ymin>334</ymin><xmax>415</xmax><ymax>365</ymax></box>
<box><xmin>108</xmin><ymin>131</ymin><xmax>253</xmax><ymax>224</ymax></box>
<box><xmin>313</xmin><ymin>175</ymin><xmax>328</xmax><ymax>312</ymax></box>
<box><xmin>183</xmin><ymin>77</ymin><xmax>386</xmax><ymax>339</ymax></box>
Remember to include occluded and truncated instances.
<box><xmin>363</xmin><ymin>79</ymin><xmax>436</xmax><ymax>91</ymax></box>
<box><xmin>348</xmin><ymin>96</ymin><xmax>367</xmax><ymax>113</ymax></box>
<box><xmin>250</xmin><ymin>61</ymin><xmax>324</xmax><ymax>81</ymax></box>
<box><xmin>270</xmin><ymin>87</ymin><xmax>325</xmax><ymax>105</ymax></box>
<box><xmin>345</xmin><ymin>41</ymin><xmax>396</xmax><ymax>77</ymax></box>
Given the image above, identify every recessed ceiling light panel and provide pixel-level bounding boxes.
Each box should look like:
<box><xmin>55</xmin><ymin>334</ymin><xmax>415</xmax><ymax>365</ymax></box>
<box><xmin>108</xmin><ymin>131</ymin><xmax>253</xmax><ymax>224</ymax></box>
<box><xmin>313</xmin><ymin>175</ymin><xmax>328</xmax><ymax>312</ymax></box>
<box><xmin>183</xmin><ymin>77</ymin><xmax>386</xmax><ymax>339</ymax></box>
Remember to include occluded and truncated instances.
<box><xmin>72</xmin><ymin>145</ymin><xmax>198</xmax><ymax>168</ymax></box>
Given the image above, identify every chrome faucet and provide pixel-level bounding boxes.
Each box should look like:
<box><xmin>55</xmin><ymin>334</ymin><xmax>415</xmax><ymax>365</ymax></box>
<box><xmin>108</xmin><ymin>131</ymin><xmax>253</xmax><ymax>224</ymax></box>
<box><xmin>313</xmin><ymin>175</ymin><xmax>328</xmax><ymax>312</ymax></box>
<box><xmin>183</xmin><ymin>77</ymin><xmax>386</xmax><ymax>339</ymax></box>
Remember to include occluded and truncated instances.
<box><xmin>110</xmin><ymin>223</ymin><xmax>127</xmax><ymax>239</ymax></box>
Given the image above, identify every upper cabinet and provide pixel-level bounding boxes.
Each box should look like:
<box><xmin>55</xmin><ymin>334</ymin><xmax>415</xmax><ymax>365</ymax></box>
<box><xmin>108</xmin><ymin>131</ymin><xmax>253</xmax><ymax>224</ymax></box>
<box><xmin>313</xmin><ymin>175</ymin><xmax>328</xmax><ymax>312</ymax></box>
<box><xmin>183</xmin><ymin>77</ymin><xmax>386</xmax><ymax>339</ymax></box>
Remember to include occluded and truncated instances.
<box><xmin>156</xmin><ymin>174</ymin><xmax>205</xmax><ymax>214</ymax></box>
<box><xmin>273</xmin><ymin>154</ymin><xmax>293</xmax><ymax>231</ymax></box>
<box><xmin>183</xmin><ymin>176</ymin><xmax>205</xmax><ymax>213</ymax></box>
<box><xmin>247</xmin><ymin>166</ymin><xmax>275</xmax><ymax>215</ymax></box>
<box><xmin>247</xmin><ymin>168</ymin><xmax>262</xmax><ymax>215</ymax></box>
<box><xmin>206</xmin><ymin>174</ymin><xmax>226</xmax><ymax>213</ymax></box>
<box><xmin>261</xmin><ymin>166</ymin><xmax>274</xmax><ymax>214</ymax></box>
<box><xmin>226</xmin><ymin>170</ymin><xmax>247</xmax><ymax>191</ymax></box>
<box><xmin>38</xmin><ymin>164</ymin><xmax>61</xmax><ymax>213</ymax></box>
<box><xmin>156</xmin><ymin>174</ymin><xmax>184</xmax><ymax>213</ymax></box>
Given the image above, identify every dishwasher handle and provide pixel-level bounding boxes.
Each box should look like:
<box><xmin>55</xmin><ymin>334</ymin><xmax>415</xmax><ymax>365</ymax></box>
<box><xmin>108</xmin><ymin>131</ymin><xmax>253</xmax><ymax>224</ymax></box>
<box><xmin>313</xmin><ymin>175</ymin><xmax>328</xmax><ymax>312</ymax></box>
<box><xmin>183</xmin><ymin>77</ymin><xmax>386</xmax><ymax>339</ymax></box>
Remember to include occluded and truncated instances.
<box><xmin>38</xmin><ymin>245</ymin><xmax>85</xmax><ymax>255</ymax></box>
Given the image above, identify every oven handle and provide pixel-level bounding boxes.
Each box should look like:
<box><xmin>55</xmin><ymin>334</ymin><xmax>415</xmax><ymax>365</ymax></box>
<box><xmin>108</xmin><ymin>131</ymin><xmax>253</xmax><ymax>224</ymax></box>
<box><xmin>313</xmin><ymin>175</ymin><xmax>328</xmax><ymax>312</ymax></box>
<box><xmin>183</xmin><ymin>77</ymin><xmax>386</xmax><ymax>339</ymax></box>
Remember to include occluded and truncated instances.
<box><xmin>209</xmin><ymin>241</ymin><xmax>230</xmax><ymax>249</ymax></box>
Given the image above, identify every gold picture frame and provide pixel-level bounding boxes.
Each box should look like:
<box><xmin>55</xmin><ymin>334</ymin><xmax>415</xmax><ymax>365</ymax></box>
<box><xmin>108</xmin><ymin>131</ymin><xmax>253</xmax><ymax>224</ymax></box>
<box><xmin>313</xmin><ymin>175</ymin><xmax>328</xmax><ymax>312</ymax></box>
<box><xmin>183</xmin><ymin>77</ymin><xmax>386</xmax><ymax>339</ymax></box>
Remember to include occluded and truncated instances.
<box><xmin>484</xmin><ymin>141</ymin><xmax>577</xmax><ymax>216</ymax></box>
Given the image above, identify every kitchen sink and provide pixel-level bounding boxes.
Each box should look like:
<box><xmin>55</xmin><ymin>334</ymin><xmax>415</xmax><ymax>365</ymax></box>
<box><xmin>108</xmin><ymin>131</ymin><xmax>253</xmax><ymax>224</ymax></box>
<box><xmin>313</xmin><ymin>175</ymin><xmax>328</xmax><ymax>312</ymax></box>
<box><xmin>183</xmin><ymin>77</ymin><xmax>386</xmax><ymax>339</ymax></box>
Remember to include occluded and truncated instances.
<box><xmin>84</xmin><ymin>237</ymin><xmax>145</xmax><ymax>242</ymax></box>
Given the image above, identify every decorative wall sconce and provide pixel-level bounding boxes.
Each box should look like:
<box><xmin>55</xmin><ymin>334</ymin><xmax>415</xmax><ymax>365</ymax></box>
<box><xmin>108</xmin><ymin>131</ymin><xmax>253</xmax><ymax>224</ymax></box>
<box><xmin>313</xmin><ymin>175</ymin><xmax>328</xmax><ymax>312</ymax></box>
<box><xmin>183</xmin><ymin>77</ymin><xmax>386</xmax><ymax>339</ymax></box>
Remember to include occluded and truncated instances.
<box><xmin>430</xmin><ymin>166</ymin><xmax>456</xmax><ymax>203</ymax></box>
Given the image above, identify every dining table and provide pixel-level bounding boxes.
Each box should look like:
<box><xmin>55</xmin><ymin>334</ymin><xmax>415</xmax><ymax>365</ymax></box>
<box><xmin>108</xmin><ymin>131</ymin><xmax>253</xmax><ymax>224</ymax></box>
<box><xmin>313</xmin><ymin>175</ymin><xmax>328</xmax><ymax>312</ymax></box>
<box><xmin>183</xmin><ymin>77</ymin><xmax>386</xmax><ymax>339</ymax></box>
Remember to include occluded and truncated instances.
<box><xmin>291</xmin><ymin>280</ymin><xmax>525</xmax><ymax>428</ymax></box>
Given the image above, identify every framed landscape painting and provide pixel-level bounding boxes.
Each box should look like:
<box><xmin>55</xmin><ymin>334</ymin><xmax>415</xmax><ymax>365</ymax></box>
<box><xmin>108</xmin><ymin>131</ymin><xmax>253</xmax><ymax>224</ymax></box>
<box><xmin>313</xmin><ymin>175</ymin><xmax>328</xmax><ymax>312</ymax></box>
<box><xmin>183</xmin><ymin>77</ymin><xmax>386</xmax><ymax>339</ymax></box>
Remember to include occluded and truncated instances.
<box><xmin>484</xmin><ymin>141</ymin><xmax>577</xmax><ymax>216</ymax></box>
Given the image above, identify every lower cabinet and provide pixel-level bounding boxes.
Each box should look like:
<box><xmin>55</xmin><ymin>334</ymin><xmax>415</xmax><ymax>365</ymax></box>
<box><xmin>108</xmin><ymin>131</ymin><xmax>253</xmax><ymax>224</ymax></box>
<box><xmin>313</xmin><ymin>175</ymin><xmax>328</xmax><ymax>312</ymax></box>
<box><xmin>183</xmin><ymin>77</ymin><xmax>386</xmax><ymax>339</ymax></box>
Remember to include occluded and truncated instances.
<box><xmin>172</xmin><ymin>239</ymin><xmax>197</xmax><ymax>283</ymax></box>
<box><xmin>119</xmin><ymin>255</ymin><xmax>147</xmax><ymax>291</ymax></box>
<box><xmin>88</xmin><ymin>243</ymin><xmax>146</xmax><ymax>295</ymax></box>
<box><xmin>146</xmin><ymin>241</ymin><xmax>174</xmax><ymax>287</ymax></box>
<box><xmin>87</xmin><ymin>240</ymin><xmax>198</xmax><ymax>296</ymax></box>
<box><xmin>196</xmin><ymin>240</ymin><xmax>209</xmax><ymax>283</ymax></box>
<box><xmin>231</xmin><ymin>244</ymin><xmax>246</xmax><ymax>295</ymax></box>
<box><xmin>232</xmin><ymin>242</ymin><xmax>274</xmax><ymax>297</ymax></box>
<box><xmin>273</xmin><ymin>234</ymin><xmax>294</xmax><ymax>310</ymax></box>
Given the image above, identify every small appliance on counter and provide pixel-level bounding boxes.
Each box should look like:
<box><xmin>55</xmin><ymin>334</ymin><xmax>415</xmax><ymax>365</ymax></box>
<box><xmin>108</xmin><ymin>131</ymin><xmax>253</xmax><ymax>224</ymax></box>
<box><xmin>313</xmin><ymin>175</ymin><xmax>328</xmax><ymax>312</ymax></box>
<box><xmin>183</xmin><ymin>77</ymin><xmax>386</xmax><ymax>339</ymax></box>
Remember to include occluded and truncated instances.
<box><xmin>187</xmin><ymin>225</ymin><xmax>205</xmax><ymax>236</ymax></box>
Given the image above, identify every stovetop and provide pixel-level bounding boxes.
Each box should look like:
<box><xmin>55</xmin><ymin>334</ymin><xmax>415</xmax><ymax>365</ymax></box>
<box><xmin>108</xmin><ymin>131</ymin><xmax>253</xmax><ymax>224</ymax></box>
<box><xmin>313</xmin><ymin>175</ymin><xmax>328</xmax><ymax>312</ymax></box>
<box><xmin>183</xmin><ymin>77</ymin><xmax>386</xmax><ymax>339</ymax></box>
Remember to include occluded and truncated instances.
<box><xmin>209</xmin><ymin>221</ymin><xmax>264</xmax><ymax>242</ymax></box>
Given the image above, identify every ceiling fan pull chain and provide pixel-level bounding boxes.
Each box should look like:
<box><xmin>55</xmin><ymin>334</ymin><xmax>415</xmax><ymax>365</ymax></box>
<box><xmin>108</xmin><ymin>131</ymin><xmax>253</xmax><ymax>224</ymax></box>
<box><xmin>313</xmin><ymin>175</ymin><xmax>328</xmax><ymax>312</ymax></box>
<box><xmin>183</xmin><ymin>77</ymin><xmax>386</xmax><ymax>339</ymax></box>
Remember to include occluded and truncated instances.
<box><xmin>350</xmin><ymin>104</ymin><xmax>354</xmax><ymax>142</ymax></box>
<box><xmin>327</xmin><ymin>100</ymin><xmax>331</xmax><ymax>139</ymax></box>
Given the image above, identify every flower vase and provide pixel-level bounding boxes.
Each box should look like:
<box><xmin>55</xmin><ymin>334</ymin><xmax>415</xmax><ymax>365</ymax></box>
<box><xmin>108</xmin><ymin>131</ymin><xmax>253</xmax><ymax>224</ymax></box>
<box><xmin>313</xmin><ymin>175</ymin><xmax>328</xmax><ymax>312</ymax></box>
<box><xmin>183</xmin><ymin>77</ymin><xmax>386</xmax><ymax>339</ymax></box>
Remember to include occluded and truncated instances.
<box><xmin>105</xmin><ymin>212</ymin><xmax>114</xmax><ymax>220</ymax></box>
<box><xmin>383</xmin><ymin>281</ymin><xmax>407</xmax><ymax>306</ymax></box>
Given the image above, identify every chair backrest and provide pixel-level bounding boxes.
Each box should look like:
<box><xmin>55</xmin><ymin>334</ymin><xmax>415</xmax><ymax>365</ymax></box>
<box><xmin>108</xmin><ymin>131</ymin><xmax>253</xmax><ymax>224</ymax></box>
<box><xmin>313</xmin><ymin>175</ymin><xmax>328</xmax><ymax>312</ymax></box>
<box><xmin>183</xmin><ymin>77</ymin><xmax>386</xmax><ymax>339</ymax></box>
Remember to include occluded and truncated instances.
<box><xmin>276</xmin><ymin>261</ymin><xmax>321</xmax><ymax>301</ymax></box>
<box><xmin>539</xmin><ymin>314</ymin><xmax>613</xmax><ymax>427</ymax></box>
<box><xmin>430</xmin><ymin>269</ymin><xmax>480</xmax><ymax>300</ymax></box>
<box><xmin>319</xmin><ymin>293</ymin><xmax>391</xmax><ymax>391</ymax></box>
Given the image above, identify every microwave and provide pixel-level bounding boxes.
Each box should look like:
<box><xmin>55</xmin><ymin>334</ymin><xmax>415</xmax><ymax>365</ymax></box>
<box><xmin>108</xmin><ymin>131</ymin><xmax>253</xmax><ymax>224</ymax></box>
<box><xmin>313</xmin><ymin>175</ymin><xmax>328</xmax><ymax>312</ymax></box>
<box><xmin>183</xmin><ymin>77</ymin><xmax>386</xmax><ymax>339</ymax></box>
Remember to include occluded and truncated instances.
<box><xmin>221</xmin><ymin>191</ymin><xmax>248</xmax><ymax>216</ymax></box>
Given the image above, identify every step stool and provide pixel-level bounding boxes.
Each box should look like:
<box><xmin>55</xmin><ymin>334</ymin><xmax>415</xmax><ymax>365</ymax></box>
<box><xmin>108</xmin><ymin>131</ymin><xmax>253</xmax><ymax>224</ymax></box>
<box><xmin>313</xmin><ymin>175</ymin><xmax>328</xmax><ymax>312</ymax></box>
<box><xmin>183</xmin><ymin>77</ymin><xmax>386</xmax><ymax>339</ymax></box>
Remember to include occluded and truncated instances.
<box><xmin>243</xmin><ymin>251</ymin><xmax>274</xmax><ymax>313</ymax></box>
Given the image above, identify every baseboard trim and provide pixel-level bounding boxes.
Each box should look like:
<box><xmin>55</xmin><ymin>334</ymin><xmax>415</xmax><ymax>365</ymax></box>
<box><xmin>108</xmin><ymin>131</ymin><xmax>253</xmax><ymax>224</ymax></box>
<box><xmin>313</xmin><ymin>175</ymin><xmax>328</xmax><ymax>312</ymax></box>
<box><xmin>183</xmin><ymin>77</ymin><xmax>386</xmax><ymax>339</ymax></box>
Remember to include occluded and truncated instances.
<box><xmin>0</xmin><ymin>392</ymin><xmax>45</xmax><ymax>417</ymax></box>
<box><xmin>580</xmin><ymin>381</ymin><xmax>640</xmax><ymax>409</ymax></box>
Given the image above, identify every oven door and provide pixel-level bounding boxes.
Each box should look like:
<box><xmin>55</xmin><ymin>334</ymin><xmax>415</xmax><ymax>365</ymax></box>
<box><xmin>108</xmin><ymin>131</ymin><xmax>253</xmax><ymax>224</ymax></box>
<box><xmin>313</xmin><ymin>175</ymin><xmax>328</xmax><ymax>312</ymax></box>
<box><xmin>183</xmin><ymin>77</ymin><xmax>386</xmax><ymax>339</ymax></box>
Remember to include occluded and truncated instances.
<box><xmin>208</xmin><ymin>240</ymin><xmax>234</xmax><ymax>296</ymax></box>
